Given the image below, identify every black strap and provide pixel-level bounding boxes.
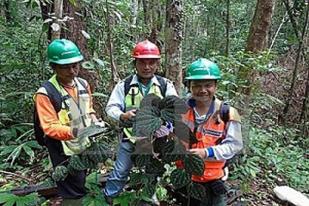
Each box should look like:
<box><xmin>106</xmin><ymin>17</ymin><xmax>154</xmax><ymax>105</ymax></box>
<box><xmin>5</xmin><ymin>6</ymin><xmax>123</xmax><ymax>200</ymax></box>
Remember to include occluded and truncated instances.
<box><xmin>124</xmin><ymin>75</ymin><xmax>167</xmax><ymax>97</ymax></box>
<box><xmin>220</xmin><ymin>102</ymin><xmax>230</xmax><ymax>125</ymax></box>
<box><xmin>124</xmin><ymin>75</ymin><xmax>135</xmax><ymax>96</ymax></box>
<box><xmin>41</xmin><ymin>81</ymin><xmax>62</xmax><ymax>112</ymax></box>
<box><xmin>155</xmin><ymin>75</ymin><xmax>167</xmax><ymax>98</ymax></box>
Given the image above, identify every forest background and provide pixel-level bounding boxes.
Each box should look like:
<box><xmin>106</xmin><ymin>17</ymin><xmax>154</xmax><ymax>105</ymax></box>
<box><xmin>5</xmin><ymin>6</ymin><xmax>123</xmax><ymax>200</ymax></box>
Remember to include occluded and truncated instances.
<box><xmin>0</xmin><ymin>0</ymin><xmax>308</xmax><ymax>205</ymax></box>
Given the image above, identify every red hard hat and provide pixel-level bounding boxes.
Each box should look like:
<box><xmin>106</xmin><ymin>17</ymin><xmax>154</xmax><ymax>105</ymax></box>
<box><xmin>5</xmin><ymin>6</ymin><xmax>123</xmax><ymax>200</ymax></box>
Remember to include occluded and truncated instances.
<box><xmin>132</xmin><ymin>40</ymin><xmax>160</xmax><ymax>59</ymax></box>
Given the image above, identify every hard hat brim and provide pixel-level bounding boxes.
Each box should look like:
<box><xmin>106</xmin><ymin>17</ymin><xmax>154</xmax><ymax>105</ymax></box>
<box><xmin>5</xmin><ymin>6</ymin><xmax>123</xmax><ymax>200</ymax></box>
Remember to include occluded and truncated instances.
<box><xmin>185</xmin><ymin>75</ymin><xmax>221</xmax><ymax>80</ymax></box>
<box><xmin>133</xmin><ymin>54</ymin><xmax>160</xmax><ymax>59</ymax></box>
<box><xmin>49</xmin><ymin>55</ymin><xmax>84</xmax><ymax>65</ymax></box>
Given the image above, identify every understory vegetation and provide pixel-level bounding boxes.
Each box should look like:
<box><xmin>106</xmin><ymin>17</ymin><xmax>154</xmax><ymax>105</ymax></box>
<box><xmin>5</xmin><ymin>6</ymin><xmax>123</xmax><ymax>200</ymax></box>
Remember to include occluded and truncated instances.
<box><xmin>0</xmin><ymin>0</ymin><xmax>308</xmax><ymax>205</ymax></box>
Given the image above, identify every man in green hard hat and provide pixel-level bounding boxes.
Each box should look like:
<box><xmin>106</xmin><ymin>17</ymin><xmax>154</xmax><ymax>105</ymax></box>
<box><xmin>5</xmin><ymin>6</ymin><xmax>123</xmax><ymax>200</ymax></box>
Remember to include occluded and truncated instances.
<box><xmin>176</xmin><ymin>58</ymin><xmax>243</xmax><ymax>206</ymax></box>
<box><xmin>34</xmin><ymin>39</ymin><xmax>102</xmax><ymax>203</ymax></box>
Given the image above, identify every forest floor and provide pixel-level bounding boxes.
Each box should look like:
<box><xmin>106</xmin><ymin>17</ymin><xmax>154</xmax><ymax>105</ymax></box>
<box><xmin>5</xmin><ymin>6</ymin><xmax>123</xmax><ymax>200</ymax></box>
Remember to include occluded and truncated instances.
<box><xmin>0</xmin><ymin>164</ymin><xmax>296</xmax><ymax>206</ymax></box>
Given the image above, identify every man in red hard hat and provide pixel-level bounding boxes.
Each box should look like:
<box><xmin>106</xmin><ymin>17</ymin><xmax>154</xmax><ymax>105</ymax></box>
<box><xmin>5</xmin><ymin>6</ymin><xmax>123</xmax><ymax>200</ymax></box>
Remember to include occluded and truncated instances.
<box><xmin>103</xmin><ymin>40</ymin><xmax>177</xmax><ymax>201</ymax></box>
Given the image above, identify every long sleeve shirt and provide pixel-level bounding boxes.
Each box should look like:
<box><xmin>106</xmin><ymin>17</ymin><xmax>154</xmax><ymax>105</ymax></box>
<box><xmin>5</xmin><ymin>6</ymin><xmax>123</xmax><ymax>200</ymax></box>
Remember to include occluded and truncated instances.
<box><xmin>105</xmin><ymin>75</ymin><xmax>178</xmax><ymax>121</ymax></box>
<box><xmin>193</xmin><ymin>101</ymin><xmax>243</xmax><ymax>161</ymax></box>
<box><xmin>35</xmin><ymin>79</ymin><xmax>95</xmax><ymax>141</ymax></box>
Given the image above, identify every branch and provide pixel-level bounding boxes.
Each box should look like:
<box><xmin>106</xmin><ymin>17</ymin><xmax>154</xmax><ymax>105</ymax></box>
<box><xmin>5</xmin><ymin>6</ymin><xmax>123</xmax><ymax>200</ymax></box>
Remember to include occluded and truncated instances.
<box><xmin>0</xmin><ymin>170</ymin><xmax>33</xmax><ymax>183</ymax></box>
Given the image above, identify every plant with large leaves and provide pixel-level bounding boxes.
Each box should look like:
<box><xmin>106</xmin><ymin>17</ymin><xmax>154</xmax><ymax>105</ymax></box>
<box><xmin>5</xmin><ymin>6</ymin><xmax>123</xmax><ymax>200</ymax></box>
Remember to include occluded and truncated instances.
<box><xmin>129</xmin><ymin>94</ymin><xmax>207</xmax><ymax>203</ymax></box>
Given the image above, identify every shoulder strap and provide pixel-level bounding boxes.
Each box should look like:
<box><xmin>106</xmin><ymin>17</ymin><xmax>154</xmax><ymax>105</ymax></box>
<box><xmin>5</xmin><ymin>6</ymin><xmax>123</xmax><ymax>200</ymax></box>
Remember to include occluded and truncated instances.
<box><xmin>155</xmin><ymin>75</ymin><xmax>167</xmax><ymax>97</ymax></box>
<box><xmin>220</xmin><ymin>101</ymin><xmax>230</xmax><ymax>125</ymax></box>
<box><xmin>124</xmin><ymin>75</ymin><xmax>134</xmax><ymax>96</ymax></box>
<box><xmin>124</xmin><ymin>75</ymin><xmax>167</xmax><ymax>97</ymax></box>
<box><xmin>33</xmin><ymin>81</ymin><xmax>62</xmax><ymax>146</ymax></box>
<box><xmin>41</xmin><ymin>81</ymin><xmax>62</xmax><ymax>112</ymax></box>
<box><xmin>76</xmin><ymin>77</ymin><xmax>88</xmax><ymax>91</ymax></box>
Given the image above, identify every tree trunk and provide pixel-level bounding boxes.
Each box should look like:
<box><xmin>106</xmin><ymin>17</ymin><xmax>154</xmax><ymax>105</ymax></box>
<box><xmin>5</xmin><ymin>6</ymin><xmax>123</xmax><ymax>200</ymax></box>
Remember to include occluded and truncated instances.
<box><xmin>225</xmin><ymin>0</ymin><xmax>230</xmax><ymax>56</ymax></box>
<box><xmin>149</xmin><ymin>0</ymin><xmax>163</xmax><ymax>50</ymax></box>
<box><xmin>131</xmin><ymin>0</ymin><xmax>138</xmax><ymax>27</ymax></box>
<box><xmin>245</xmin><ymin>0</ymin><xmax>276</xmax><ymax>52</ymax></box>
<box><xmin>240</xmin><ymin>0</ymin><xmax>275</xmax><ymax>95</ymax></box>
<box><xmin>51</xmin><ymin>0</ymin><xmax>63</xmax><ymax>40</ymax></box>
<box><xmin>105</xmin><ymin>0</ymin><xmax>120</xmax><ymax>87</ymax></box>
<box><xmin>142</xmin><ymin>0</ymin><xmax>151</xmax><ymax>27</ymax></box>
<box><xmin>165</xmin><ymin>0</ymin><xmax>183</xmax><ymax>94</ymax></box>
<box><xmin>300</xmin><ymin>68</ymin><xmax>309</xmax><ymax>138</ymax></box>
<box><xmin>280</xmin><ymin>2</ymin><xmax>309</xmax><ymax>123</ymax></box>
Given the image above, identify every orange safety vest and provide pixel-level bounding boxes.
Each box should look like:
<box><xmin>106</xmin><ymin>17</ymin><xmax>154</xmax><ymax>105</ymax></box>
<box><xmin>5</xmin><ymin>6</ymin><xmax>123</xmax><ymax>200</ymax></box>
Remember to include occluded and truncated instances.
<box><xmin>177</xmin><ymin>99</ymin><xmax>239</xmax><ymax>182</ymax></box>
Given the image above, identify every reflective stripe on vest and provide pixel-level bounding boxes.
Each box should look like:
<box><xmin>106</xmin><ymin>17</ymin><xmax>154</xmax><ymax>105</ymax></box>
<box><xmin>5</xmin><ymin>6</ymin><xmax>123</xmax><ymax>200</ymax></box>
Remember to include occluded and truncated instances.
<box><xmin>123</xmin><ymin>83</ymin><xmax>163</xmax><ymax>142</ymax></box>
<box><xmin>49</xmin><ymin>75</ymin><xmax>91</xmax><ymax>155</ymax></box>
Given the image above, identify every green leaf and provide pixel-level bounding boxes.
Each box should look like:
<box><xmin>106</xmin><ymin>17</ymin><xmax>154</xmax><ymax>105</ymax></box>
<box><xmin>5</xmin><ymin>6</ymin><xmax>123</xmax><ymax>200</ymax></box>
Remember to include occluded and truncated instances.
<box><xmin>52</xmin><ymin>166</ymin><xmax>68</xmax><ymax>182</ymax></box>
<box><xmin>133</xmin><ymin>107</ymin><xmax>162</xmax><ymax>137</ymax></box>
<box><xmin>170</xmin><ymin>169</ymin><xmax>191</xmax><ymax>189</ymax></box>
<box><xmin>132</xmin><ymin>154</ymin><xmax>152</xmax><ymax>168</ymax></box>
<box><xmin>155</xmin><ymin>185</ymin><xmax>168</xmax><ymax>201</ymax></box>
<box><xmin>113</xmin><ymin>192</ymin><xmax>136</xmax><ymax>206</ymax></box>
<box><xmin>184</xmin><ymin>154</ymin><xmax>204</xmax><ymax>176</ymax></box>
<box><xmin>6</xmin><ymin>145</ymin><xmax>22</xmax><ymax>166</ymax></box>
<box><xmin>22</xmin><ymin>145</ymin><xmax>34</xmax><ymax>162</ymax></box>
<box><xmin>93</xmin><ymin>58</ymin><xmax>105</xmax><ymax>67</ymax></box>
<box><xmin>139</xmin><ymin>94</ymin><xmax>161</xmax><ymax>109</ymax></box>
<box><xmin>145</xmin><ymin>158</ymin><xmax>166</xmax><ymax>175</ymax></box>
<box><xmin>0</xmin><ymin>145</ymin><xmax>16</xmax><ymax>156</ymax></box>
<box><xmin>25</xmin><ymin>140</ymin><xmax>42</xmax><ymax>150</ymax></box>
<box><xmin>92</xmin><ymin>92</ymin><xmax>108</xmax><ymax>97</ymax></box>
<box><xmin>189</xmin><ymin>183</ymin><xmax>206</xmax><ymax>201</ymax></box>
<box><xmin>82</xmin><ymin>194</ymin><xmax>107</xmax><ymax>206</ymax></box>
<box><xmin>143</xmin><ymin>183</ymin><xmax>156</xmax><ymax>197</ymax></box>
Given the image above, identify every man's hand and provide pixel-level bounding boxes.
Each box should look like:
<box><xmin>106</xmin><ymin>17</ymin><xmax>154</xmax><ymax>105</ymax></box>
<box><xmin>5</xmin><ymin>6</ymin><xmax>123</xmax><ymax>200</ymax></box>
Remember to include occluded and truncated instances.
<box><xmin>120</xmin><ymin>109</ymin><xmax>137</xmax><ymax>121</ymax></box>
<box><xmin>189</xmin><ymin>148</ymin><xmax>207</xmax><ymax>159</ymax></box>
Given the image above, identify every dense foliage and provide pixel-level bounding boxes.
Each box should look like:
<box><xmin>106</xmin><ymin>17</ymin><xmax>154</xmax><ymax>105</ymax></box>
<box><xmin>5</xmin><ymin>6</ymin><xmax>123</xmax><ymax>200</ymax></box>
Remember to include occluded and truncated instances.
<box><xmin>0</xmin><ymin>0</ymin><xmax>308</xmax><ymax>205</ymax></box>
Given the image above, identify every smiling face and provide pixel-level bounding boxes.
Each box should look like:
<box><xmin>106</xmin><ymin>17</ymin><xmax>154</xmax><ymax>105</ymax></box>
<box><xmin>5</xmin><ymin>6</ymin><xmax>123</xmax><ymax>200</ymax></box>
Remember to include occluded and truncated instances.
<box><xmin>190</xmin><ymin>79</ymin><xmax>217</xmax><ymax>104</ymax></box>
<box><xmin>53</xmin><ymin>62</ymin><xmax>80</xmax><ymax>85</ymax></box>
<box><xmin>135</xmin><ymin>58</ymin><xmax>160</xmax><ymax>80</ymax></box>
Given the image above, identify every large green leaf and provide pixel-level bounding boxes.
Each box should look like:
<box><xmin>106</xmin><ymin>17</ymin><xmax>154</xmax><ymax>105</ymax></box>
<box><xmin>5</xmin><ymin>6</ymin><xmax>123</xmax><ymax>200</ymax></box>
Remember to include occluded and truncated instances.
<box><xmin>133</xmin><ymin>106</ymin><xmax>162</xmax><ymax>137</ymax></box>
<box><xmin>145</xmin><ymin>158</ymin><xmax>166</xmax><ymax>175</ymax></box>
<box><xmin>160</xmin><ymin>96</ymin><xmax>188</xmax><ymax>122</ymax></box>
<box><xmin>132</xmin><ymin>154</ymin><xmax>152</xmax><ymax>168</ymax></box>
<box><xmin>0</xmin><ymin>193</ymin><xmax>39</xmax><ymax>206</ymax></box>
<box><xmin>52</xmin><ymin>165</ymin><xmax>68</xmax><ymax>182</ymax></box>
<box><xmin>159</xmin><ymin>95</ymin><xmax>188</xmax><ymax>113</ymax></box>
<box><xmin>68</xmin><ymin>155</ymin><xmax>87</xmax><ymax>171</ymax></box>
<box><xmin>142</xmin><ymin>183</ymin><xmax>156</xmax><ymax>197</ymax></box>
<box><xmin>173</xmin><ymin>121</ymin><xmax>193</xmax><ymax>143</ymax></box>
<box><xmin>184</xmin><ymin>154</ymin><xmax>204</xmax><ymax>176</ymax></box>
<box><xmin>188</xmin><ymin>183</ymin><xmax>206</xmax><ymax>201</ymax></box>
<box><xmin>153</xmin><ymin>136</ymin><xmax>175</xmax><ymax>155</ymax></box>
<box><xmin>170</xmin><ymin>169</ymin><xmax>191</xmax><ymax>189</ymax></box>
<box><xmin>139</xmin><ymin>94</ymin><xmax>161</xmax><ymax>109</ymax></box>
<box><xmin>162</xmin><ymin>139</ymin><xmax>186</xmax><ymax>163</ymax></box>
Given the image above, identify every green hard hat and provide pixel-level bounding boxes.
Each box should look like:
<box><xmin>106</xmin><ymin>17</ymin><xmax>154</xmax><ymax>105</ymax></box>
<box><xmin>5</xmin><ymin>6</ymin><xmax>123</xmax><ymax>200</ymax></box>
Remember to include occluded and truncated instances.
<box><xmin>185</xmin><ymin>58</ymin><xmax>221</xmax><ymax>80</ymax></box>
<box><xmin>47</xmin><ymin>39</ymin><xmax>83</xmax><ymax>65</ymax></box>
